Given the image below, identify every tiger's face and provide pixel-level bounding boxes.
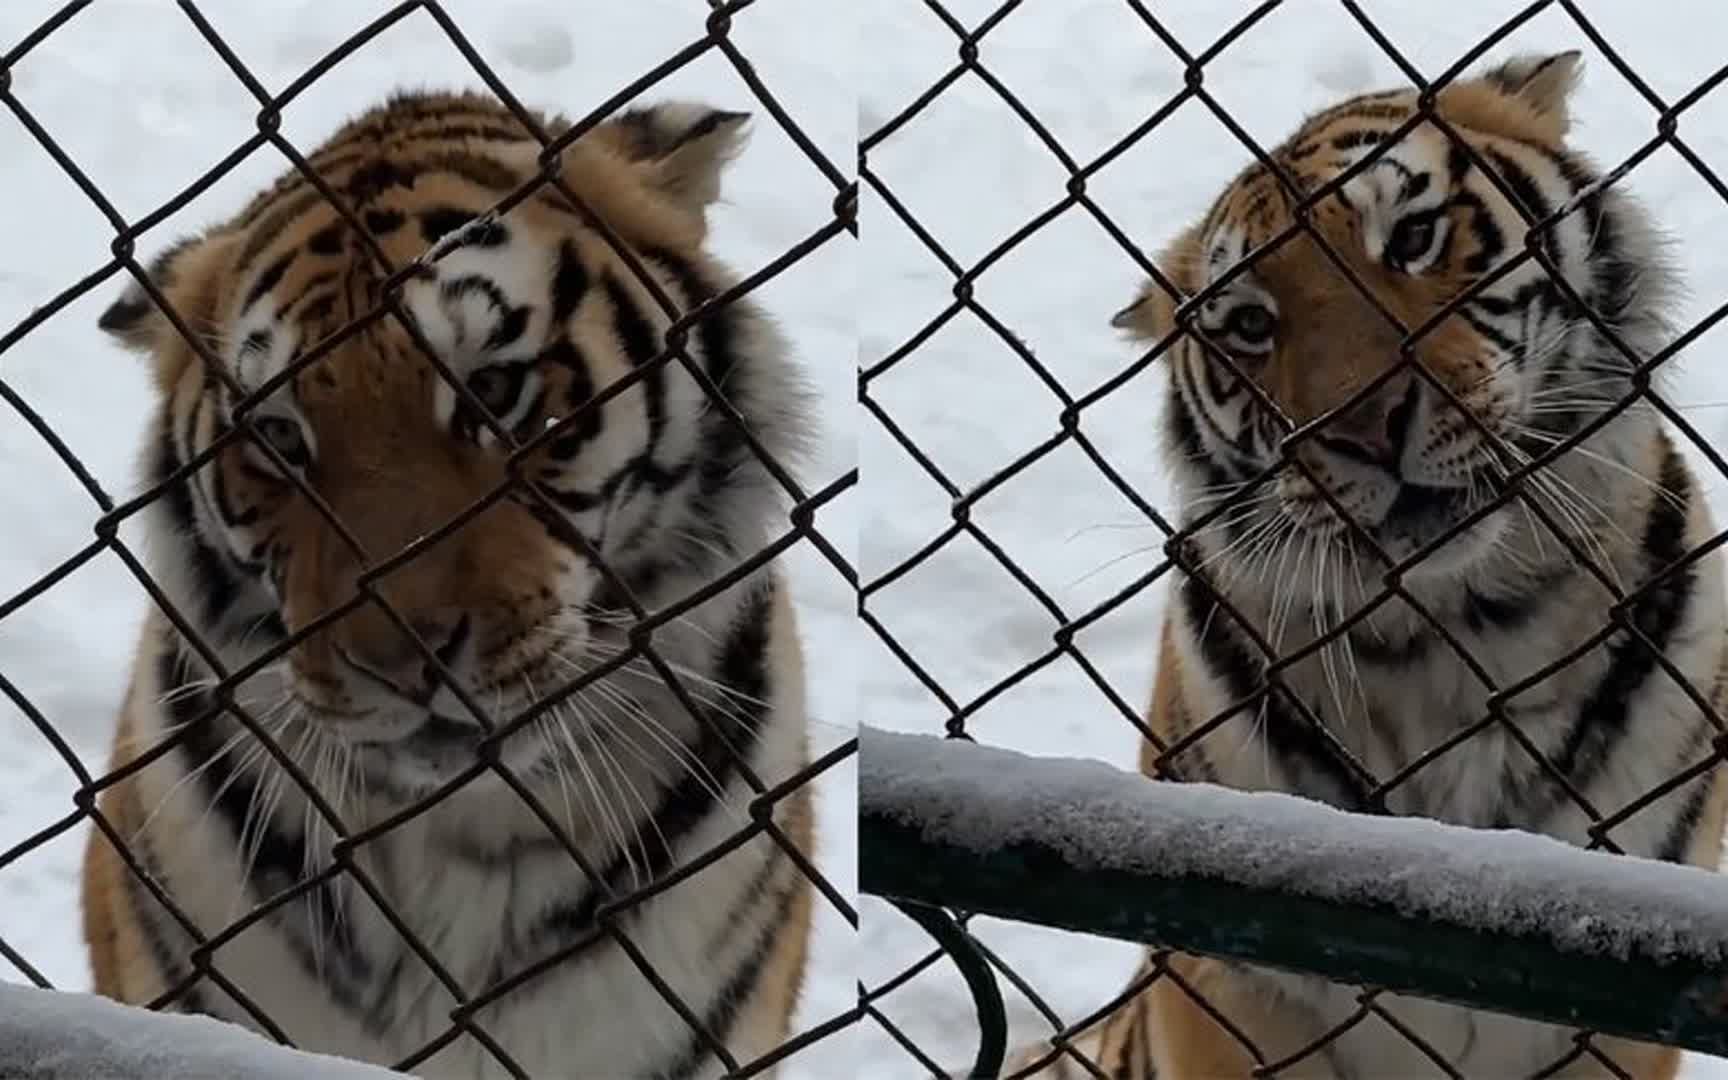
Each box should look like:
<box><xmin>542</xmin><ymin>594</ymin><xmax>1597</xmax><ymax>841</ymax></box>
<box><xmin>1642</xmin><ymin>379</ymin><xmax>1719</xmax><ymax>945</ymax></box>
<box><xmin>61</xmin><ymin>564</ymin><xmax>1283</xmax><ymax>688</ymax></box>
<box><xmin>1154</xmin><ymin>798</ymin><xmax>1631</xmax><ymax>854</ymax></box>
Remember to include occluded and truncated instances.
<box><xmin>103</xmin><ymin>96</ymin><xmax>798</xmax><ymax>792</ymax></box>
<box><xmin>1117</xmin><ymin>52</ymin><xmax>1659</xmax><ymax>577</ymax></box>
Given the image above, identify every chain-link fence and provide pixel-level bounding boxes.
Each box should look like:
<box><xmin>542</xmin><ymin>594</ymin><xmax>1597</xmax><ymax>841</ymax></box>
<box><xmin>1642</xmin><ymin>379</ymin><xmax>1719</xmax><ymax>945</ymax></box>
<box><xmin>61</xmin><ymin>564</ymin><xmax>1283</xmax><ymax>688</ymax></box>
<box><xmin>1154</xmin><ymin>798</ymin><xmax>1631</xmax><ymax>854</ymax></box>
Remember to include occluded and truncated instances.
<box><xmin>860</xmin><ymin>0</ymin><xmax>1728</xmax><ymax>1076</ymax></box>
<box><xmin>0</xmin><ymin>2</ymin><xmax>856</xmax><ymax>1077</ymax></box>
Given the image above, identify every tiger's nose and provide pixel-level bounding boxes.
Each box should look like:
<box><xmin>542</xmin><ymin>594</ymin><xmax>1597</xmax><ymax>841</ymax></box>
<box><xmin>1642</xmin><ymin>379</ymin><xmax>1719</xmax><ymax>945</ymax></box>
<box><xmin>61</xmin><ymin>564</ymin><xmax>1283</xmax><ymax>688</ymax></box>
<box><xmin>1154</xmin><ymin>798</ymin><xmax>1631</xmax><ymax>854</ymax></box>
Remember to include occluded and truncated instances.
<box><xmin>1315</xmin><ymin>378</ymin><xmax>1420</xmax><ymax>471</ymax></box>
<box><xmin>338</xmin><ymin>613</ymin><xmax>473</xmax><ymax>704</ymax></box>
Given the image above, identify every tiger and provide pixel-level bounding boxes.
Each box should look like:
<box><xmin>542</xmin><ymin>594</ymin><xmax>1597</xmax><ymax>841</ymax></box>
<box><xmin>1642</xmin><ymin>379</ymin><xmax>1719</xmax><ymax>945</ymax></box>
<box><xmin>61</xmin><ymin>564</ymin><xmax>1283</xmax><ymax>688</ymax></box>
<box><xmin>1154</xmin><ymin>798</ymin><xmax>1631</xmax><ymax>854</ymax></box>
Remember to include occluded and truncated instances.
<box><xmin>1004</xmin><ymin>52</ymin><xmax>1728</xmax><ymax>1080</ymax></box>
<box><xmin>79</xmin><ymin>89</ymin><xmax>820</xmax><ymax>1079</ymax></box>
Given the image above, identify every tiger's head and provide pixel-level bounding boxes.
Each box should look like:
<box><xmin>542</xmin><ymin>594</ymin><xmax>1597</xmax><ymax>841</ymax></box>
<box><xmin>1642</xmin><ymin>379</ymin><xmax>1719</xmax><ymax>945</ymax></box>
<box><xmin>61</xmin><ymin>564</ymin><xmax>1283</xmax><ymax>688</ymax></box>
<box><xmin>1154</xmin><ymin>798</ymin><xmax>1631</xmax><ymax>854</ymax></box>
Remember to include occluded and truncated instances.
<box><xmin>1115</xmin><ymin>52</ymin><xmax>1674</xmax><ymax>581</ymax></box>
<box><xmin>102</xmin><ymin>93</ymin><xmax>807</xmax><ymax>792</ymax></box>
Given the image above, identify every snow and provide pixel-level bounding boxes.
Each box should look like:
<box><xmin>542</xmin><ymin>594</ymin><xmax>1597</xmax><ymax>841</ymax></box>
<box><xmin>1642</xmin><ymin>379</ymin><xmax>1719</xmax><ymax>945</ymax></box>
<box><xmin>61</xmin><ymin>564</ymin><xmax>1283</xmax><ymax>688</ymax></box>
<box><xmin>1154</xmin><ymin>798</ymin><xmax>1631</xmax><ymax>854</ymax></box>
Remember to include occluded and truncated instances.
<box><xmin>8</xmin><ymin>0</ymin><xmax>1728</xmax><ymax>1075</ymax></box>
<box><xmin>863</xmin><ymin>726</ymin><xmax>1728</xmax><ymax>965</ymax></box>
<box><xmin>0</xmin><ymin>1</ymin><xmax>853</xmax><ymax>1076</ymax></box>
<box><xmin>857</xmin><ymin>1</ymin><xmax>1728</xmax><ymax>1076</ymax></box>
<box><xmin>0</xmin><ymin>983</ymin><xmax>407</xmax><ymax>1079</ymax></box>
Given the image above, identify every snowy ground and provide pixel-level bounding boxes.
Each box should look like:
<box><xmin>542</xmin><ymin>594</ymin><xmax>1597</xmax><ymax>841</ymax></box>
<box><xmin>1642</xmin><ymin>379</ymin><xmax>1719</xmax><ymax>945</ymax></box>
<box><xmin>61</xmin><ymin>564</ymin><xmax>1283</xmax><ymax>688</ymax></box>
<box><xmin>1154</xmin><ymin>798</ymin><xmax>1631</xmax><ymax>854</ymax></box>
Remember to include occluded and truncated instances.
<box><xmin>0</xmin><ymin>1</ymin><xmax>854</xmax><ymax>1076</ymax></box>
<box><xmin>10</xmin><ymin>0</ymin><xmax>1728</xmax><ymax>1077</ymax></box>
<box><xmin>858</xmin><ymin>1</ymin><xmax>1728</xmax><ymax>1077</ymax></box>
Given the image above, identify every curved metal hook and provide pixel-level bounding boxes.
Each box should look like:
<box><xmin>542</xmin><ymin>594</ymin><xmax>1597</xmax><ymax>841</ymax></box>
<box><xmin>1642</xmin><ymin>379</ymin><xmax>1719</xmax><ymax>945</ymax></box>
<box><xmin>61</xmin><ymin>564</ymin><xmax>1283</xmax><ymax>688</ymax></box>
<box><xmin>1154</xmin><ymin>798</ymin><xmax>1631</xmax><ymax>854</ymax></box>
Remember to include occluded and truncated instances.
<box><xmin>892</xmin><ymin>899</ymin><xmax>1007</xmax><ymax>1079</ymax></box>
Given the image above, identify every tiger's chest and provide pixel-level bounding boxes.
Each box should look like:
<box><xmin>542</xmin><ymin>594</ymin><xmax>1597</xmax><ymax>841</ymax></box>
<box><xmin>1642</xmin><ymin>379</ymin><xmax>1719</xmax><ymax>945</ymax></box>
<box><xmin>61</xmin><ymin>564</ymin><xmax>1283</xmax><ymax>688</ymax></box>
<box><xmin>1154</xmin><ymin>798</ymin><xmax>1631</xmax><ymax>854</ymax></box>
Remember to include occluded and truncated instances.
<box><xmin>1172</xmin><ymin>563</ymin><xmax>1718</xmax><ymax>836</ymax></box>
<box><xmin>1165</xmin><ymin>522</ymin><xmax>1728</xmax><ymax>1078</ymax></box>
<box><xmin>143</xmin><ymin>776</ymin><xmax>784</xmax><ymax>1080</ymax></box>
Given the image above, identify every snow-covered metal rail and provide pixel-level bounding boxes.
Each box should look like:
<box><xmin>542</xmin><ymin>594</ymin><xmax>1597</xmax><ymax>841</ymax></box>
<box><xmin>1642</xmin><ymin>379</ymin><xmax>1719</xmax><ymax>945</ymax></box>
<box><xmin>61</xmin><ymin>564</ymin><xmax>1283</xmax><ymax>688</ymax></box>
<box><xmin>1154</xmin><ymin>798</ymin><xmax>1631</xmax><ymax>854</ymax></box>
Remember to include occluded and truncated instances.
<box><xmin>0</xmin><ymin>984</ymin><xmax>409</xmax><ymax>1079</ymax></box>
<box><xmin>860</xmin><ymin>725</ymin><xmax>1728</xmax><ymax>1068</ymax></box>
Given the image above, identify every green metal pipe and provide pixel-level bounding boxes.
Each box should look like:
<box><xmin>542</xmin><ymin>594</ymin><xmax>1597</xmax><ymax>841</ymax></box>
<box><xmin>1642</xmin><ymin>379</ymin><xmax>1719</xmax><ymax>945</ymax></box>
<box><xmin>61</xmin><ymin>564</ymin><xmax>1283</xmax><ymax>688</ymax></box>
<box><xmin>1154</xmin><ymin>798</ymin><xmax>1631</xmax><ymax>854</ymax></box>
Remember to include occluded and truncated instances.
<box><xmin>862</xmin><ymin>767</ymin><xmax>1728</xmax><ymax>1058</ymax></box>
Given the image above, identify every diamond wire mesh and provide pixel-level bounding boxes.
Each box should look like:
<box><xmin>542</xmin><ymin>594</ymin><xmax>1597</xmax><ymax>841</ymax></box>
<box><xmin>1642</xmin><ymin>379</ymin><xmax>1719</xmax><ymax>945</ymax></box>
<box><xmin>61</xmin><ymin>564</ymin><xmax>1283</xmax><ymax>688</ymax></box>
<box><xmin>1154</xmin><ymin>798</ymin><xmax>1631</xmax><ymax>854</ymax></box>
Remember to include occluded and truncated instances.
<box><xmin>0</xmin><ymin>1</ymin><xmax>858</xmax><ymax>1076</ymax></box>
<box><xmin>859</xmin><ymin>1</ymin><xmax>1728</xmax><ymax>1076</ymax></box>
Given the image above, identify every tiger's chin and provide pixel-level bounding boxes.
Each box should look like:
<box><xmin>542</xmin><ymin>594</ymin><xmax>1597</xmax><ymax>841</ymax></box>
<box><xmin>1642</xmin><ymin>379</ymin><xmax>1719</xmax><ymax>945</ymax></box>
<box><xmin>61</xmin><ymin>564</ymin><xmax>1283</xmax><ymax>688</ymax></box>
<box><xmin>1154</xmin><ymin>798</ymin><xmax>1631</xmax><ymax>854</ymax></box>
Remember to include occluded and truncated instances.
<box><xmin>325</xmin><ymin>691</ymin><xmax>602</xmax><ymax>800</ymax></box>
<box><xmin>1296</xmin><ymin>481</ymin><xmax>1513</xmax><ymax>581</ymax></box>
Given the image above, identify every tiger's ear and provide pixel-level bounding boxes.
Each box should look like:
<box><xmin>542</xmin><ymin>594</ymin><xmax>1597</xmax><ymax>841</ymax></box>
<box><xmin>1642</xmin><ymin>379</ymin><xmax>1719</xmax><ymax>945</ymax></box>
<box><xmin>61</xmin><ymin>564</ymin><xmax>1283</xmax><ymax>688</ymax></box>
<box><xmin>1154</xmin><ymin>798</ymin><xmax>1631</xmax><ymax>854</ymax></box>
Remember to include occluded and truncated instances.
<box><xmin>1110</xmin><ymin>281</ymin><xmax>1173</xmax><ymax>339</ymax></box>
<box><xmin>1449</xmin><ymin>51</ymin><xmax>1582</xmax><ymax>144</ymax></box>
<box><xmin>1482</xmin><ymin>51</ymin><xmax>1583</xmax><ymax>123</ymax></box>
<box><xmin>606</xmin><ymin>102</ymin><xmax>751</xmax><ymax>213</ymax></box>
<box><xmin>1111</xmin><ymin>228</ymin><xmax>1202</xmax><ymax>343</ymax></box>
<box><xmin>98</xmin><ymin>230</ymin><xmax>237</xmax><ymax>388</ymax></box>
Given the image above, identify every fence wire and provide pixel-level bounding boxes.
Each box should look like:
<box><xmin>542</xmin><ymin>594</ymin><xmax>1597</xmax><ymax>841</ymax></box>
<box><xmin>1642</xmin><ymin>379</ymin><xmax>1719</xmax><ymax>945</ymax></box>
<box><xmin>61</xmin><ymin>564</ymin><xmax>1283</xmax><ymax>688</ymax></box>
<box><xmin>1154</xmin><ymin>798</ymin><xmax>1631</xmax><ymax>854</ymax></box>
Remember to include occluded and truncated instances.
<box><xmin>860</xmin><ymin>1</ymin><xmax>1728</xmax><ymax>1077</ymax></box>
<box><xmin>0</xmin><ymin>1</ymin><xmax>857</xmax><ymax>1077</ymax></box>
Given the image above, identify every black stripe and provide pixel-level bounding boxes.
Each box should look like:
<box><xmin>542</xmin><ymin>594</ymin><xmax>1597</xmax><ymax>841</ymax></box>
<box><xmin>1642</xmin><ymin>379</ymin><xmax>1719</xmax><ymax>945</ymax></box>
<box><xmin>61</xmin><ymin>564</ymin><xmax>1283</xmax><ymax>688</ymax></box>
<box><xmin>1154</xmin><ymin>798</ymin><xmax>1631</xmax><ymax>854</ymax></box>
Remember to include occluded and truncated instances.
<box><xmin>440</xmin><ymin>274</ymin><xmax>531</xmax><ymax>353</ymax></box>
<box><xmin>308</xmin><ymin>222</ymin><xmax>346</xmax><ymax>255</ymax></box>
<box><xmin>604</xmin><ymin>272</ymin><xmax>664</xmax><ymax>413</ymax></box>
<box><xmin>344</xmin><ymin>159</ymin><xmax>413</xmax><ymax>202</ymax></box>
<box><xmin>1164</xmin><ymin>372</ymin><xmax>1208</xmax><ymax>467</ymax></box>
<box><xmin>1467</xmin><ymin>294</ymin><xmax>1516</xmax><ymax>318</ymax></box>
<box><xmin>243</xmin><ymin>251</ymin><xmax>297</xmax><ymax>311</ymax></box>
<box><xmin>1179</xmin><ymin>578</ymin><xmax>1374</xmax><ymax>810</ymax></box>
<box><xmin>237</xmin><ymin>154</ymin><xmax>516</xmax><ymax>240</ymax></box>
<box><xmin>1557</xmin><ymin>152</ymin><xmax>1638</xmax><ymax>323</ymax></box>
<box><xmin>1455</xmin><ymin>306</ymin><xmax>1521</xmax><ymax>356</ymax></box>
<box><xmin>521</xmin><ymin>499</ymin><xmax>598</xmax><ymax>559</ymax></box>
<box><xmin>542</xmin><ymin>341</ymin><xmax>601</xmax><ymax>458</ymax></box>
<box><xmin>205</xmin><ymin>421</ymin><xmax>264</xmax><ymax>531</ymax></box>
<box><xmin>1483</xmin><ymin>148</ymin><xmax>1552</xmax><ymax>224</ymax></box>
<box><xmin>540</xmin><ymin>484</ymin><xmax>606</xmax><ymax>514</ymax></box>
<box><xmin>603</xmin><ymin>273</ymin><xmax>675</xmax><ymax>512</ymax></box>
<box><xmin>1329</xmin><ymin>129</ymin><xmax>1390</xmax><ymax>152</ymax></box>
<box><xmin>282</xmin><ymin>272</ymin><xmax>339</xmax><ymax>320</ymax></box>
<box><xmin>657</xmin><ymin>854</ymin><xmax>800</xmax><ymax>1080</ymax></box>
<box><xmin>1458</xmin><ymin>564</ymin><xmax>1574</xmax><ymax>636</ymax></box>
<box><xmin>484</xmin><ymin>302</ymin><xmax>530</xmax><ymax>352</ymax></box>
<box><xmin>1654</xmin><ymin>765</ymin><xmax>1715</xmax><ymax>864</ymax></box>
<box><xmin>1178</xmin><ymin>354</ymin><xmax>1248</xmax><ymax>465</ymax></box>
<box><xmin>533</xmin><ymin>581</ymin><xmax>776</xmax><ymax>945</ymax></box>
<box><xmin>1506</xmin><ymin>443</ymin><xmax>1695</xmax><ymax>827</ymax></box>
<box><xmin>1653</xmin><ymin>706</ymin><xmax>1719</xmax><ymax>865</ymax></box>
<box><xmin>639</xmin><ymin>249</ymin><xmax>753</xmax><ymax>551</ymax></box>
<box><xmin>121</xmin><ymin>827</ymin><xmax>213</xmax><ymax>1017</ymax></box>
<box><xmin>550</xmin><ymin>240</ymin><xmax>590</xmax><ymax>324</ymax></box>
<box><xmin>1195</xmin><ymin>340</ymin><xmax>1245</xmax><ymax>404</ymax></box>
<box><xmin>299</xmin><ymin>293</ymin><xmax>338</xmax><ymax>325</ymax></box>
<box><xmin>1159</xmin><ymin>691</ymin><xmax>1217</xmax><ymax>783</ymax></box>
<box><xmin>628</xmin><ymin>458</ymin><xmax>693</xmax><ymax>496</ymax></box>
<box><xmin>410</xmin><ymin>123</ymin><xmax>532</xmax><ymax>146</ymax></box>
<box><xmin>417</xmin><ymin>150</ymin><xmax>522</xmax><ymax>190</ymax></box>
<box><xmin>236</xmin><ymin>191</ymin><xmax>323</xmax><ymax>268</ymax></box>
<box><xmin>641</xmin><ymin>248</ymin><xmax>734</xmax><ymax>384</ymax></box>
<box><xmin>1447</xmin><ymin>144</ymin><xmax>1472</xmax><ymax>185</ymax></box>
<box><xmin>153</xmin><ymin>413</ymin><xmax>241</xmax><ymax>629</ymax></box>
<box><xmin>1453</xmin><ymin>191</ymin><xmax>1503</xmax><ymax>275</ymax></box>
<box><xmin>159</xmin><ymin>646</ymin><xmax>372</xmax><ymax>1005</ymax></box>
<box><xmin>1109</xmin><ymin>1023</ymin><xmax>1137</xmax><ymax>1080</ymax></box>
<box><xmin>674</xmin><ymin>108</ymin><xmax>747</xmax><ymax>147</ymax></box>
<box><xmin>418</xmin><ymin>206</ymin><xmax>508</xmax><ymax>248</ymax></box>
<box><xmin>510</xmin><ymin>384</ymin><xmax>549</xmax><ymax>445</ymax></box>
<box><xmin>1352</xmin><ymin>626</ymin><xmax>1431</xmax><ymax>665</ymax></box>
<box><xmin>362</xmin><ymin>208</ymin><xmax>404</xmax><ymax>235</ymax></box>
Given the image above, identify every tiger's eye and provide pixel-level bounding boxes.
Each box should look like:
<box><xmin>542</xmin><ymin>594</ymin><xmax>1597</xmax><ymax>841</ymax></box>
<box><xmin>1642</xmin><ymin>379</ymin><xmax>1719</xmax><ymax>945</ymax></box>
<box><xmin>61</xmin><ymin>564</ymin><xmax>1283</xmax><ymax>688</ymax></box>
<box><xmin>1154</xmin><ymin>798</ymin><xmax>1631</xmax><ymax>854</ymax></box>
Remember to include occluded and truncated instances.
<box><xmin>254</xmin><ymin>416</ymin><xmax>309</xmax><ymax>466</ymax></box>
<box><xmin>1226</xmin><ymin>304</ymin><xmax>1276</xmax><ymax>344</ymax></box>
<box><xmin>468</xmin><ymin>364</ymin><xmax>525</xmax><ymax>417</ymax></box>
<box><xmin>1388</xmin><ymin>217</ymin><xmax>1437</xmax><ymax>263</ymax></box>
